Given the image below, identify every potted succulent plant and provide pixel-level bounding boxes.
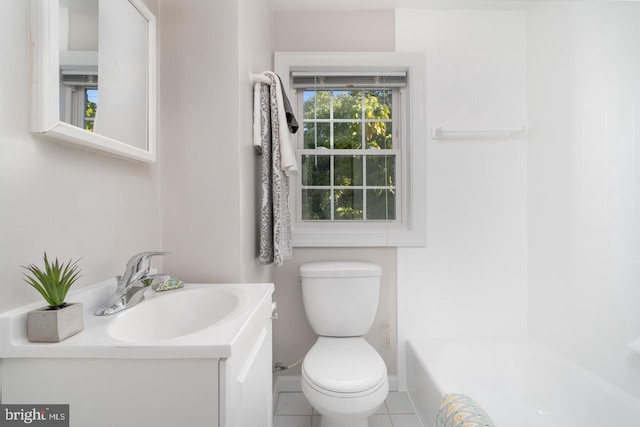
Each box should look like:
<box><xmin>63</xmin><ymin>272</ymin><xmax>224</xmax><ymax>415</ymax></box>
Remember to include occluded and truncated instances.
<box><xmin>22</xmin><ymin>252</ymin><xmax>84</xmax><ymax>343</ymax></box>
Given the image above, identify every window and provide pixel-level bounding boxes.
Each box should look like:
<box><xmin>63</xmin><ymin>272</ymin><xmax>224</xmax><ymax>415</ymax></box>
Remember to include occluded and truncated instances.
<box><xmin>276</xmin><ymin>53</ymin><xmax>426</xmax><ymax>247</ymax></box>
<box><xmin>299</xmin><ymin>85</ymin><xmax>399</xmax><ymax>222</ymax></box>
<box><xmin>83</xmin><ymin>88</ymin><xmax>98</xmax><ymax>132</ymax></box>
<box><xmin>60</xmin><ymin>71</ymin><xmax>98</xmax><ymax>132</ymax></box>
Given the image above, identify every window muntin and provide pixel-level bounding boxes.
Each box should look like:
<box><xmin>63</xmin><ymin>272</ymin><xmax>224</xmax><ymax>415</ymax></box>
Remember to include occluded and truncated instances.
<box><xmin>298</xmin><ymin>88</ymin><xmax>399</xmax><ymax>222</ymax></box>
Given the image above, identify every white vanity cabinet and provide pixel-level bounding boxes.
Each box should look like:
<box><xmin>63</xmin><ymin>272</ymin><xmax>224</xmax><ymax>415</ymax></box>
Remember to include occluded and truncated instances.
<box><xmin>1</xmin><ymin>357</ymin><xmax>221</xmax><ymax>426</ymax></box>
<box><xmin>219</xmin><ymin>299</ymin><xmax>274</xmax><ymax>427</ymax></box>
<box><xmin>0</xmin><ymin>282</ymin><xmax>275</xmax><ymax>427</ymax></box>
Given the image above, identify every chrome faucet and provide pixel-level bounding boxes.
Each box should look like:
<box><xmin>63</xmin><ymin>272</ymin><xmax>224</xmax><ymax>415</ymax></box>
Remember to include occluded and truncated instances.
<box><xmin>94</xmin><ymin>251</ymin><xmax>170</xmax><ymax>316</ymax></box>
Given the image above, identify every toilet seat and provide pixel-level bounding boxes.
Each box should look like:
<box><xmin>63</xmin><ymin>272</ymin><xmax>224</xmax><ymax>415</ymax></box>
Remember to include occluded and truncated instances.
<box><xmin>302</xmin><ymin>337</ymin><xmax>387</xmax><ymax>397</ymax></box>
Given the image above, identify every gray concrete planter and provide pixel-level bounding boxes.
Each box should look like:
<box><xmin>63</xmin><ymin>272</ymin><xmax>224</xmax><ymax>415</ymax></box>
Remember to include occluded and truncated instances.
<box><xmin>27</xmin><ymin>303</ymin><xmax>84</xmax><ymax>343</ymax></box>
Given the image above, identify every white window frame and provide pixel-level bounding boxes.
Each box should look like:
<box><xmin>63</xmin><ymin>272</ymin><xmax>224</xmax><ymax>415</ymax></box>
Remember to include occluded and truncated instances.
<box><xmin>275</xmin><ymin>52</ymin><xmax>426</xmax><ymax>247</ymax></box>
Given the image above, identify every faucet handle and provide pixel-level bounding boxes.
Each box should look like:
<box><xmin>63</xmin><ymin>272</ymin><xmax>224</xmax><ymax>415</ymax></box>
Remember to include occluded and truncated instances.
<box><xmin>126</xmin><ymin>251</ymin><xmax>170</xmax><ymax>265</ymax></box>
<box><xmin>126</xmin><ymin>251</ymin><xmax>170</xmax><ymax>278</ymax></box>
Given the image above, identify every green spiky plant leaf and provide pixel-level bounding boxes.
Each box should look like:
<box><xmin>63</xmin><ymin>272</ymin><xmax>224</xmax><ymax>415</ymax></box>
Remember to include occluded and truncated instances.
<box><xmin>21</xmin><ymin>253</ymin><xmax>82</xmax><ymax>309</ymax></box>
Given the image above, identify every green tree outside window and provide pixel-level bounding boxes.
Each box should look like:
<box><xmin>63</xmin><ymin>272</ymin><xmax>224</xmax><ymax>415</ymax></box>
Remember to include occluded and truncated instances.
<box><xmin>301</xmin><ymin>89</ymin><xmax>396</xmax><ymax>221</ymax></box>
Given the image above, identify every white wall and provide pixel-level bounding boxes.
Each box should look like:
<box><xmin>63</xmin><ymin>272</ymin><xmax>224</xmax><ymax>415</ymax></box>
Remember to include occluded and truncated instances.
<box><xmin>527</xmin><ymin>1</ymin><xmax>640</xmax><ymax>399</ymax></box>
<box><xmin>159</xmin><ymin>0</ymin><xmax>273</xmax><ymax>284</ymax></box>
<box><xmin>395</xmin><ymin>8</ymin><xmax>529</xmax><ymax>385</ymax></box>
<box><xmin>272</xmin><ymin>10</ymin><xmax>395</xmax><ymax>52</ymax></box>
<box><xmin>0</xmin><ymin>0</ymin><xmax>162</xmax><ymax>314</ymax></box>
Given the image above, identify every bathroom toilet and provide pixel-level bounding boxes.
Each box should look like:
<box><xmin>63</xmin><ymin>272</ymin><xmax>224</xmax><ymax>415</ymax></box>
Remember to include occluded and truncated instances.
<box><xmin>299</xmin><ymin>261</ymin><xmax>389</xmax><ymax>427</ymax></box>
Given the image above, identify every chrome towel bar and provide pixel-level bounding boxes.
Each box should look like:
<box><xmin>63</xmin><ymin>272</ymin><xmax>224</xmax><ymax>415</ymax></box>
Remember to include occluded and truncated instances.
<box><xmin>431</xmin><ymin>126</ymin><xmax>527</xmax><ymax>140</ymax></box>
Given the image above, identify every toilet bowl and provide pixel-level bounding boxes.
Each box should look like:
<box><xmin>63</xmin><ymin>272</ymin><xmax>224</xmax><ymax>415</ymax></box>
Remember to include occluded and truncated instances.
<box><xmin>299</xmin><ymin>262</ymin><xmax>388</xmax><ymax>427</ymax></box>
<box><xmin>301</xmin><ymin>337</ymin><xmax>389</xmax><ymax>427</ymax></box>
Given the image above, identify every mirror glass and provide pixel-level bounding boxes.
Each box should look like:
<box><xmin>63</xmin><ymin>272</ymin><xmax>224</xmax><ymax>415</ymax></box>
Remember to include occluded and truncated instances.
<box><xmin>31</xmin><ymin>0</ymin><xmax>156</xmax><ymax>163</ymax></box>
<box><xmin>58</xmin><ymin>0</ymin><xmax>99</xmax><ymax>133</ymax></box>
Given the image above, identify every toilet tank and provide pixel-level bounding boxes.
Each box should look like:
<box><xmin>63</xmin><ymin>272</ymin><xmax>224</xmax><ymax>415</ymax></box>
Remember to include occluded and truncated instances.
<box><xmin>299</xmin><ymin>261</ymin><xmax>382</xmax><ymax>337</ymax></box>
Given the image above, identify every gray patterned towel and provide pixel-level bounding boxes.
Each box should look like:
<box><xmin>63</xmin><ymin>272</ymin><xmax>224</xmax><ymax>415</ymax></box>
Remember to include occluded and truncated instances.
<box><xmin>256</xmin><ymin>74</ymin><xmax>293</xmax><ymax>265</ymax></box>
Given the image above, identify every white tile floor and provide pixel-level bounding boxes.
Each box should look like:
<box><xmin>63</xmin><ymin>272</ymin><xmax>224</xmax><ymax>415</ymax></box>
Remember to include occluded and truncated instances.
<box><xmin>274</xmin><ymin>391</ymin><xmax>423</xmax><ymax>427</ymax></box>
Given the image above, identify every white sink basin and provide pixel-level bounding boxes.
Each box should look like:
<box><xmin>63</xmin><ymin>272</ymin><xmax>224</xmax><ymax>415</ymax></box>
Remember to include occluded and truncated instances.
<box><xmin>0</xmin><ymin>280</ymin><xmax>273</xmax><ymax>359</ymax></box>
<box><xmin>108</xmin><ymin>286</ymin><xmax>241</xmax><ymax>342</ymax></box>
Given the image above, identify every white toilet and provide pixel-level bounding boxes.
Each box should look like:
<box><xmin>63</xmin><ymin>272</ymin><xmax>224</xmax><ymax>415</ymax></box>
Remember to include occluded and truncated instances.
<box><xmin>299</xmin><ymin>261</ymin><xmax>389</xmax><ymax>427</ymax></box>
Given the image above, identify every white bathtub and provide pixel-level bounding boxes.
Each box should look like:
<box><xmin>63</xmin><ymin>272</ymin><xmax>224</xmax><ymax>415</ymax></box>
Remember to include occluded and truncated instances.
<box><xmin>406</xmin><ymin>337</ymin><xmax>640</xmax><ymax>427</ymax></box>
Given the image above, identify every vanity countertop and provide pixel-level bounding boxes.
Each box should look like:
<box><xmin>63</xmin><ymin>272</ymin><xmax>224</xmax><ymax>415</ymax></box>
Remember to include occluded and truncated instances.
<box><xmin>0</xmin><ymin>279</ymin><xmax>274</xmax><ymax>359</ymax></box>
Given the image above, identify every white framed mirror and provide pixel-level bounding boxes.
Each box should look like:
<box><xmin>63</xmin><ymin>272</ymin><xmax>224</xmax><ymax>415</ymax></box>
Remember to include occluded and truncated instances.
<box><xmin>30</xmin><ymin>0</ymin><xmax>157</xmax><ymax>163</ymax></box>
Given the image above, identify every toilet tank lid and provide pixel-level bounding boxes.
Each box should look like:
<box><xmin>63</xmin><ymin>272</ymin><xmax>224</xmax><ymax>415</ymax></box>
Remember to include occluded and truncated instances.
<box><xmin>299</xmin><ymin>261</ymin><xmax>382</xmax><ymax>278</ymax></box>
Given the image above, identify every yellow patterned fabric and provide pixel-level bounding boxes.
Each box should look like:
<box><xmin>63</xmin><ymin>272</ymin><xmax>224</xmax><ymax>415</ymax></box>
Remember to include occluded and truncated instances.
<box><xmin>434</xmin><ymin>393</ymin><xmax>495</xmax><ymax>427</ymax></box>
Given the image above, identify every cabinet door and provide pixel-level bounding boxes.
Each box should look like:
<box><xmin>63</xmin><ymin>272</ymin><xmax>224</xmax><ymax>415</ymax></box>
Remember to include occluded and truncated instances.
<box><xmin>1</xmin><ymin>358</ymin><xmax>220</xmax><ymax>427</ymax></box>
<box><xmin>220</xmin><ymin>315</ymin><xmax>273</xmax><ymax>427</ymax></box>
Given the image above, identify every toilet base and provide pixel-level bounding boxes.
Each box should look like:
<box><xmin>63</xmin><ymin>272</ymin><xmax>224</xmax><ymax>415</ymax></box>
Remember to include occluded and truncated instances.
<box><xmin>301</xmin><ymin>373</ymin><xmax>388</xmax><ymax>427</ymax></box>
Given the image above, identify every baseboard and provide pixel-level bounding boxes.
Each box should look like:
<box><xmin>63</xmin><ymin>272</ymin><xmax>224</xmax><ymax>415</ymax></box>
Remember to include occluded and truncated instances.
<box><xmin>274</xmin><ymin>374</ymin><xmax>400</xmax><ymax>395</ymax></box>
<box><xmin>388</xmin><ymin>374</ymin><xmax>400</xmax><ymax>392</ymax></box>
<box><xmin>273</xmin><ymin>375</ymin><xmax>303</xmax><ymax>395</ymax></box>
